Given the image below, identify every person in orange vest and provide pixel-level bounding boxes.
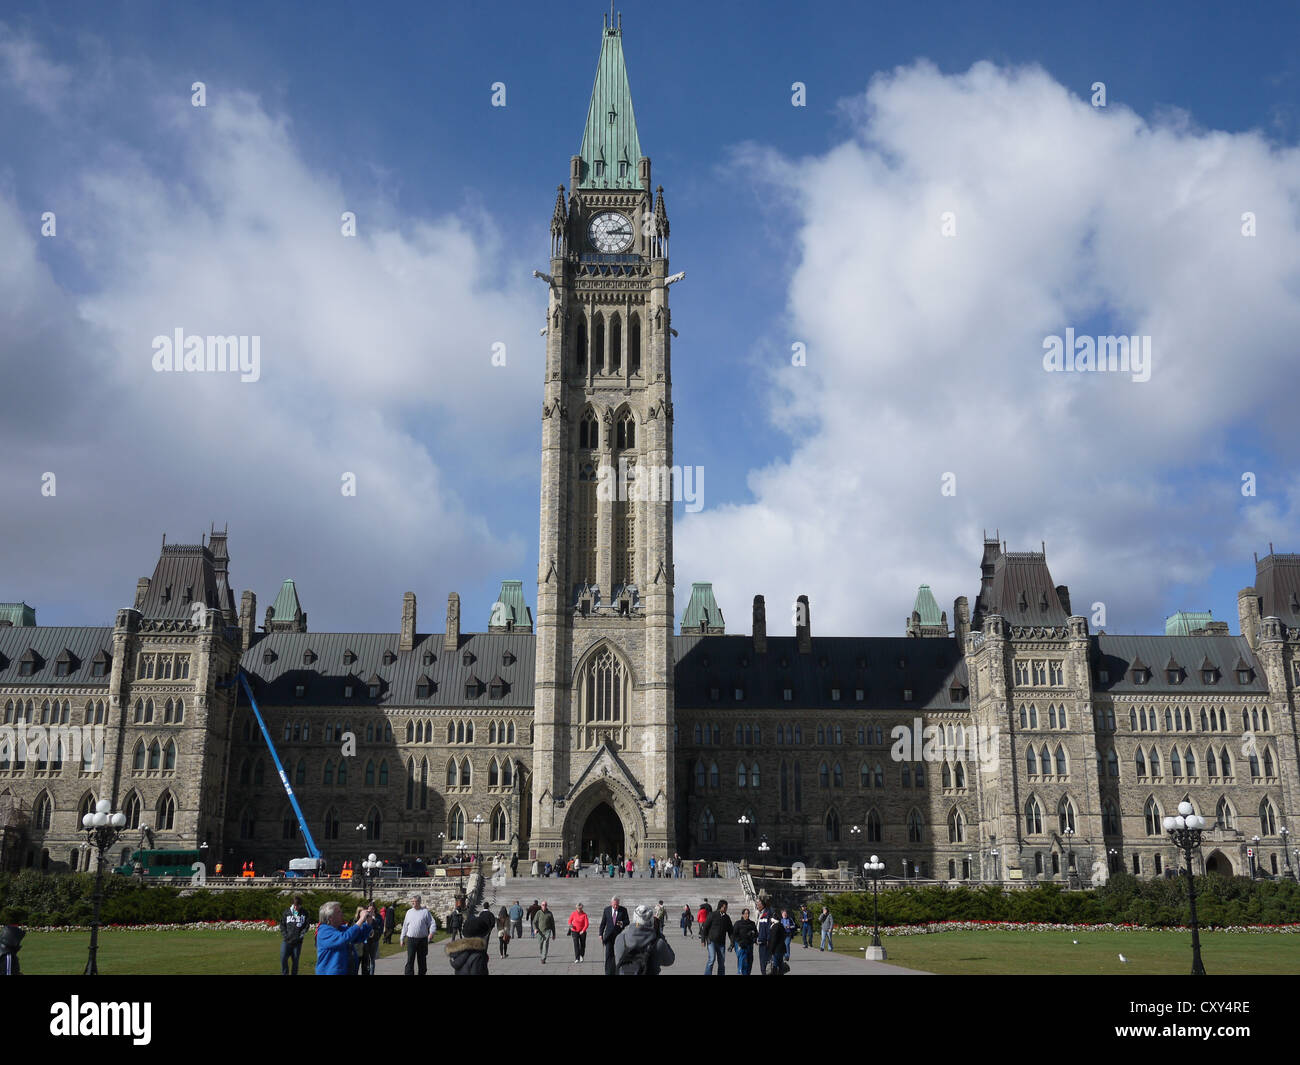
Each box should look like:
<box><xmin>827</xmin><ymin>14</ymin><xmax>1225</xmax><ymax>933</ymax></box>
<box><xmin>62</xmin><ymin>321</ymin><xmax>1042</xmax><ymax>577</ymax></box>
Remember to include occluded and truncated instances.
<box><xmin>214</xmin><ymin>862</ymin><xmax>223</xmax><ymax>876</ymax></box>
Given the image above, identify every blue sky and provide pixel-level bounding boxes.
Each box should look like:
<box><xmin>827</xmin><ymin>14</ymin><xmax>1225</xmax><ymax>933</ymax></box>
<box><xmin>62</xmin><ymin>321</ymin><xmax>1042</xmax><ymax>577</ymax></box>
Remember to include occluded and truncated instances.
<box><xmin>3</xmin><ymin>0</ymin><xmax>1300</xmax><ymax>637</ymax></box>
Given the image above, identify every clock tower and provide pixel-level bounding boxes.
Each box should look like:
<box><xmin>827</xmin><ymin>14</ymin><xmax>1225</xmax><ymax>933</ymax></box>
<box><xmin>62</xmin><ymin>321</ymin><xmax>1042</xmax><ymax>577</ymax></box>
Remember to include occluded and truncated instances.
<box><xmin>530</xmin><ymin>12</ymin><xmax>676</xmax><ymax>866</ymax></box>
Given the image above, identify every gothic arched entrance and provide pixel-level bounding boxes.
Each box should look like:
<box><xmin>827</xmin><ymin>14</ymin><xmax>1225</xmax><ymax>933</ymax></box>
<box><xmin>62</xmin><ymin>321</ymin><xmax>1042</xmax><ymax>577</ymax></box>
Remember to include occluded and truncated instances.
<box><xmin>1205</xmin><ymin>850</ymin><xmax>1233</xmax><ymax>876</ymax></box>
<box><xmin>580</xmin><ymin>803</ymin><xmax>624</xmax><ymax>864</ymax></box>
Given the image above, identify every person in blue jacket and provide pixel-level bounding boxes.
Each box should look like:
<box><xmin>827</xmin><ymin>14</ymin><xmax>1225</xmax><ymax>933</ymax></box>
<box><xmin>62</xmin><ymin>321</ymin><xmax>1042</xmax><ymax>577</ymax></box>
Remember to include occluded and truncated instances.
<box><xmin>315</xmin><ymin>900</ymin><xmax>374</xmax><ymax>975</ymax></box>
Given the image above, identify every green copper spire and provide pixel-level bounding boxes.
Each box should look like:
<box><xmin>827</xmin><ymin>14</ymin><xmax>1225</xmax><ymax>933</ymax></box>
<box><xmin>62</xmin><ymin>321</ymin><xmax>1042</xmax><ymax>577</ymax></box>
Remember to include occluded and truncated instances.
<box><xmin>578</xmin><ymin>14</ymin><xmax>642</xmax><ymax>189</ymax></box>
<box><xmin>911</xmin><ymin>585</ymin><xmax>943</xmax><ymax>627</ymax></box>
<box><xmin>268</xmin><ymin>578</ymin><xmax>306</xmax><ymax>632</ymax></box>
<box><xmin>682</xmin><ymin>583</ymin><xmax>725</xmax><ymax>634</ymax></box>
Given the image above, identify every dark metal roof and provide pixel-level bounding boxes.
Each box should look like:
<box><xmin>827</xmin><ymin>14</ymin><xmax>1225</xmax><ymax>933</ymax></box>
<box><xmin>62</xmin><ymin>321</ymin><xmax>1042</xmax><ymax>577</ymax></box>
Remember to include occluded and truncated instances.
<box><xmin>239</xmin><ymin>631</ymin><xmax>536</xmax><ymax>708</ymax></box>
<box><xmin>981</xmin><ymin>551</ymin><xmax>1070</xmax><ymax>625</ymax></box>
<box><xmin>673</xmin><ymin>635</ymin><xmax>969</xmax><ymax>711</ymax></box>
<box><xmin>1091</xmin><ymin>635</ymin><xmax>1266</xmax><ymax>694</ymax></box>
<box><xmin>138</xmin><ymin>544</ymin><xmax>226</xmax><ymax>622</ymax></box>
<box><xmin>1254</xmin><ymin>552</ymin><xmax>1300</xmax><ymax>628</ymax></box>
<box><xmin>0</xmin><ymin>626</ymin><xmax>114</xmax><ymax>685</ymax></box>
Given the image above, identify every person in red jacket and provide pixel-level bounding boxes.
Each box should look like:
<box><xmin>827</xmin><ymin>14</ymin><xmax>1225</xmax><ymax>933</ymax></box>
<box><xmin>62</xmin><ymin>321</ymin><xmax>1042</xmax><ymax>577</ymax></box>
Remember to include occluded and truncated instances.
<box><xmin>568</xmin><ymin>902</ymin><xmax>589</xmax><ymax>963</ymax></box>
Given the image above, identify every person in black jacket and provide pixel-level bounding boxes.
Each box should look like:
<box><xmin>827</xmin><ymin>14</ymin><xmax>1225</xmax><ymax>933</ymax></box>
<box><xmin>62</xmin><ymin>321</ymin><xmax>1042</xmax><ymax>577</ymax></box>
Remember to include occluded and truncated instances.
<box><xmin>279</xmin><ymin>896</ymin><xmax>310</xmax><ymax>976</ymax></box>
<box><xmin>731</xmin><ymin>908</ymin><xmax>758</xmax><ymax>975</ymax></box>
<box><xmin>447</xmin><ymin>905</ymin><xmax>495</xmax><ymax>975</ymax></box>
<box><xmin>768</xmin><ymin>913</ymin><xmax>788</xmax><ymax>975</ymax></box>
<box><xmin>597</xmin><ymin>895</ymin><xmax>630</xmax><ymax>976</ymax></box>
<box><xmin>0</xmin><ymin>911</ymin><xmax>24</xmax><ymax>976</ymax></box>
<box><xmin>383</xmin><ymin>902</ymin><xmax>396</xmax><ymax>944</ymax></box>
<box><xmin>701</xmin><ymin>900</ymin><xmax>733</xmax><ymax>975</ymax></box>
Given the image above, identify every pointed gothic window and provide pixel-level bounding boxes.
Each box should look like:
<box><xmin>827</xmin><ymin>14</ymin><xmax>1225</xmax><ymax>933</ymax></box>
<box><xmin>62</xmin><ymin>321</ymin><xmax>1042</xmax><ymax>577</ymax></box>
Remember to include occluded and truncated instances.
<box><xmin>610</xmin><ymin>314</ymin><xmax>622</xmax><ymax>373</ymax></box>
<box><xmin>576</xmin><ymin>317</ymin><xmax>588</xmax><ymax>373</ymax></box>
<box><xmin>593</xmin><ymin>314</ymin><xmax>605</xmax><ymax>373</ymax></box>
<box><xmin>629</xmin><ymin>313</ymin><xmax>641</xmax><ymax>375</ymax></box>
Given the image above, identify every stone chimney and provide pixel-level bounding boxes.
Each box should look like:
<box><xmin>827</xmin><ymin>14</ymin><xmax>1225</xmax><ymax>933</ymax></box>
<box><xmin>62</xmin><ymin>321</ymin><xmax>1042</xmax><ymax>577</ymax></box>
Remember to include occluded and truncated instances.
<box><xmin>239</xmin><ymin>590</ymin><xmax>256</xmax><ymax>648</ymax></box>
<box><xmin>1238</xmin><ymin>587</ymin><xmax>1261</xmax><ymax>649</ymax></box>
<box><xmin>401</xmin><ymin>592</ymin><xmax>417</xmax><ymax>652</ymax></box>
<box><xmin>135</xmin><ymin>578</ymin><xmax>150</xmax><ymax>610</ymax></box>
<box><xmin>444</xmin><ymin>592</ymin><xmax>460</xmax><ymax>652</ymax></box>
<box><xmin>796</xmin><ymin>594</ymin><xmax>811</xmax><ymax>654</ymax></box>
<box><xmin>1055</xmin><ymin>585</ymin><xmax>1072</xmax><ymax>616</ymax></box>
<box><xmin>953</xmin><ymin>596</ymin><xmax>970</xmax><ymax>645</ymax></box>
<box><xmin>752</xmin><ymin>595</ymin><xmax>767</xmax><ymax>654</ymax></box>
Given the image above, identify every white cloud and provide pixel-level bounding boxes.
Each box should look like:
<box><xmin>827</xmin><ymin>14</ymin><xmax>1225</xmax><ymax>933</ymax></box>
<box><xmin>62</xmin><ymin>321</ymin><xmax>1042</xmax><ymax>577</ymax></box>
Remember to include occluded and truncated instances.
<box><xmin>0</xmin><ymin>69</ymin><xmax>542</xmax><ymax>628</ymax></box>
<box><xmin>678</xmin><ymin>60</ymin><xmax>1300</xmax><ymax>636</ymax></box>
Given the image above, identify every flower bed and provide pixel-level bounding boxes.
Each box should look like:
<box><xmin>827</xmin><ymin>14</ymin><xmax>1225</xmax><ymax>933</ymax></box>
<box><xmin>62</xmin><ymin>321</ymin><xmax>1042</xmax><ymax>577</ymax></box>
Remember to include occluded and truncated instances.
<box><xmin>835</xmin><ymin>920</ymin><xmax>1300</xmax><ymax>936</ymax></box>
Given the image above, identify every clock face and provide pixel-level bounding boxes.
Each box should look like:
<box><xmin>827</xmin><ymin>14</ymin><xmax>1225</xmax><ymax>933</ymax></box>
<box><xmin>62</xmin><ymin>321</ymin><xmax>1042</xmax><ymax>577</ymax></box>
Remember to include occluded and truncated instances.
<box><xmin>588</xmin><ymin>212</ymin><xmax>634</xmax><ymax>253</ymax></box>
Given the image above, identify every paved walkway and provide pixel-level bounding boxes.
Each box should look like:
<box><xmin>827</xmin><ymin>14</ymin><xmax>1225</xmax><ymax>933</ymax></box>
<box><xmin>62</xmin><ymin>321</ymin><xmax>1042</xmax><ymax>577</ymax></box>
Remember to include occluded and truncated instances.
<box><xmin>376</xmin><ymin>932</ymin><xmax>929</xmax><ymax>976</ymax></box>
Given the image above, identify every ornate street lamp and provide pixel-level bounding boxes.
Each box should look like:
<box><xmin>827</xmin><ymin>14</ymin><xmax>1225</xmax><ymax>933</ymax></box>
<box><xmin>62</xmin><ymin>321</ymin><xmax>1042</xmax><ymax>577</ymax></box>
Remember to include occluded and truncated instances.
<box><xmin>362</xmin><ymin>852</ymin><xmax>382</xmax><ymax>902</ymax></box>
<box><xmin>472</xmin><ymin>814</ymin><xmax>486</xmax><ymax>864</ymax></box>
<box><xmin>864</xmin><ymin>855</ymin><xmax>887</xmax><ymax>961</ymax></box>
<box><xmin>81</xmin><ymin>799</ymin><xmax>127</xmax><ymax>975</ymax></box>
<box><xmin>1250</xmin><ymin>835</ymin><xmax>1261</xmax><ymax>878</ymax></box>
<box><xmin>850</xmin><ymin>825</ymin><xmax>862</xmax><ymax>884</ymax></box>
<box><xmin>1163</xmin><ymin>800</ymin><xmax>1208</xmax><ymax>976</ymax></box>
<box><xmin>738</xmin><ymin>815</ymin><xmax>752</xmax><ymax>871</ymax></box>
<box><xmin>1281</xmin><ymin>827</ymin><xmax>1292</xmax><ymax>878</ymax></box>
<box><xmin>455</xmin><ymin>840</ymin><xmax>468</xmax><ymax>895</ymax></box>
<box><xmin>757</xmin><ymin>838</ymin><xmax>770</xmax><ymax>878</ymax></box>
<box><xmin>989</xmin><ymin>847</ymin><xmax>1000</xmax><ymax>882</ymax></box>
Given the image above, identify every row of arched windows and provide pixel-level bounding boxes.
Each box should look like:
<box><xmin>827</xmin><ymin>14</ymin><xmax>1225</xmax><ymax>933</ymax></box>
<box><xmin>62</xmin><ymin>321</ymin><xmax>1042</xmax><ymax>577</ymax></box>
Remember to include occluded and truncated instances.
<box><xmin>1127</xmin><ymin>706</ymin><xmax>1267</xmax><ymax>733</ymax></box>
<box><xmin>1025</xmin><ymin>744</ymin><xmax>1070</xmax><ymax>777</ymax></box>
<box><xmin>133</xmin><ymin>698</ymin><xmax>184</xmax><ymax>724</ymax></box>
<box><xmin>443</xmin><ymin>803</ymin><xmax>508</xmax><ymax>843</ymax></box>
<box><xmin>1018</xmin><ymin>703</ymin><xmax>1068</xmax><ymax>729</ymax></box>
<box><xmin>574</xmin><ymin>312</ymin><xmax>642</xmax><ymax>377</ymax></box>
<box><xmin>1133</xmin><ymin>744</ymin><xmax>1277</xmax><ymax>780</ymax></box>
<box><xmin>27</xmin><ymin>790</ymin><xmax>176</xmax><ymax>834</ymax></box>
<box><xmin>131</xmin><ymin>739</ymin><xmax>178</xmax><ymax>774</ymax></box>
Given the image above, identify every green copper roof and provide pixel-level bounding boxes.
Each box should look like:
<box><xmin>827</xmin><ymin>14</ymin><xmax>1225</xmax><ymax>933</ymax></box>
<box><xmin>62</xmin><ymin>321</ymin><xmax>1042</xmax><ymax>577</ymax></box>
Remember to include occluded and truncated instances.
<box><xmin>577</xmin><ymin>20</ymin><xmax>642</xmax><ymax>189</ymax></box>
<box><xmin>1166</xmin><ymin>610</ymin><xmax>1215</xmax><ymax>635</ymax></box>
<box><xmin>492</xmin><ymin>580</ymin><xmax>533</xmax><ymax>631</ymax></box>
<box><xmin>0</xmin><ymin>602</ymin><xmax>36</xmax><ymax>626</ymax></box>
<box><xmin>271</xmin><ymin>579</ymin><xmax>304</xmax><ymax>623</ymax></box>
<box><xmin>682</xmin><ymin>583</ymin><xmax>724</xmax><ymax>633</ymax></box>
<box><xmin>912</xmin><ymin>585</ymin><xmax>943</xmax><ymax>627</ymax></box>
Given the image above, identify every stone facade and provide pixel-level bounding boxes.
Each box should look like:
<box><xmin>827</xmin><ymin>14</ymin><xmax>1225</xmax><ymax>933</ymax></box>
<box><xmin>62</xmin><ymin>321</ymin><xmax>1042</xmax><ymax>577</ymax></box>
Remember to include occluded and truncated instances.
<box><xmin>1</xmin><ymin>20</ymin><xmax>1298</xmax><ymax>886</ymax></box>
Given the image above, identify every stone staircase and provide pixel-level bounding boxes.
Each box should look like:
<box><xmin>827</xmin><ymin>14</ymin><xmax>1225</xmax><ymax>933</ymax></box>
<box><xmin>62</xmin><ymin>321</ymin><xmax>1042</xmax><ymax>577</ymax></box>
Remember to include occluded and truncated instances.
<box><xmin>478</xmin><ymin>870</ymin><xmax>755</xmax><ymax>921</ymax></box>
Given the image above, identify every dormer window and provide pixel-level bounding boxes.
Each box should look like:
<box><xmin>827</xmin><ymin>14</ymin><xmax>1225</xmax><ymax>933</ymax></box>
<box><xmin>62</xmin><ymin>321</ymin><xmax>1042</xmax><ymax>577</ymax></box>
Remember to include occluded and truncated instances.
<box><xmin>1167</xmin><ymin>669</ymin><xmax>1181</xmax><ymax>685</ymax></box>
<box><xmin>416</xmin><ymin>677</ymin><xmax>433</xmax><ymax>698</ymax></box>
<box><xmin>489</xmin><ymin>678</ymin><xmax>506</xmax><ymax>700</ymax></box>
<box><xmin>1097</xmin><ymin>669</ymin><xmax>1109</xmax><ymax>684</ymax></box>
<box><xmin>1237</xmin><ymin>669</ymin><xmax>1252</xmax><ymax>684</ymax></box>
<box><xmin>618</xmin><ymin>160</ymin><xmax>629</xmax><ymax>178</ymax></box>
<box><xmin>855</xmin><ymin>689</ymin><xmax>865</xmax><ymax>701</ymax></box>
<box><xmin>503</xmin><ymin>651</ymin><xmax>516</xmax><ymax>666</ymax></box>
<box><xmin>903</xmin><ymin>688</ymin><xmax>914</xmax><ymax>702</ymax></box>
<box><xmin>160</xmin><ymin>585</ymin><xmax>172</xmax><ymax>603</ymax></box>
<box><xmin>423</xmin><ymin>651</ymin><xmax>435</xmax><ymax>666</ymax></box>
<box><xmin>465</xmin><ymin>677</ymin><xmax>483</xmax><ymax>699</ymax></box>
<box><xmin>294</xmin><ymin>684</ymin><xmax>305</xmax><ymax>698</ymax></box>
<box><xmin>369</xmin><ymin>684</ymin><xmax>380</xmax><ymax>698</ymax></box>
<box><xmin>303</xmin><ymin>649</ymin><xmax>316</xmax><ymax>665</ymax></box>
<box><xmin>183</xmin><ymin>585</ymin><xmax>193</xmax><ymax>604</ymax></box>
<box><xmin>734</xmin><ymin>688</ymin><xmax>744</xmax><ymax>701</ymax></box>
<box><xmin>831</xmin><ymin>688</ymin><xmax>841</xmax><ymax>701</ymax></box>
<box><xmin>343</xmin><ymin>684</ymin><xmax>354</xmax><ymax>699</ymax></box>
<box><xmin>1134</xmin><ymin>669</ymin><xmax>1149</xmax><ymax>685</ymax></box>
<box><xmin>383</xmin><ymin>650</ymin><xmax>397</xmax><ymax>666</ymax></box>
<box><xmin>782</xmin><ymin>688</ymin><xmax>793</xmax><ymax>702</ymax></box>
<box><xmin>92</xmin><ymin>651</ymin><xmax>111</xmax><ymax>678</ymax></box>
<box><xmin>262</xmin><ymin>650</ymin><xmax>275</xmax><ymax>665</ymax></box>
<box><xmin>594</xmin><ymin>160</ymin><xmax>605</xmax><ymax>178</ymax></box>
<box><xmin>462</xmin><ymin>651</ymin><xmax>475</xmax><ymax>667</ymax></box>
<box><xmin>343</xmin><ymin>650</ymin><xmax>357</xmax><ymax>666</ymax></box>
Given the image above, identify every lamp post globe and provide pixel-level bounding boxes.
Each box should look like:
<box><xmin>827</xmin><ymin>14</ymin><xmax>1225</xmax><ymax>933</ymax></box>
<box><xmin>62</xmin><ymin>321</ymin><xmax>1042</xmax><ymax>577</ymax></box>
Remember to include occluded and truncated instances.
<box><xmin>1165</xmin><ymin>802</ymin><xmax>1207</xmax><ymax>975</ymax></box>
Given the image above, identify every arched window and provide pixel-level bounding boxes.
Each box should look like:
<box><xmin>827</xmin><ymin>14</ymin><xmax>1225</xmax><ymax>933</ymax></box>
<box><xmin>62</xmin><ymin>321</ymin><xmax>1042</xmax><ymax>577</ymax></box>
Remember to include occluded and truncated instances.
<box><xmin>593</xmin><ymin>313</ymin><xmax>605</xmax><ymax>374</ymax></box>
<box><xmin>628</xmin><ymin>312</ymin><xmax>641</xmax><ymax>375</ymax></box>
<box><xmin>490</xmin><ymin>806</ymin><xmax>507</xmax><ymax>842</ymax></box>
<box><xmin>323</xmin><ymin>760</ymin><xmax>334</xmax><ymax>785</ymax></box>
<box><xmin>1024</xmin><ymin>796</ymin><xmax>1043</xmax><ymax>834</ymax></box>
<box><xmin>123</xmin><ymin>791</ymin><xmax>141</xmax><ymax>829</ymax></box>
<box><xmin>825</xmin><ymin>808</ymin><xmax>841</xmax><ymax>842</ymax></box>
<box><xmin>1216</xmin><ymin>795</ymin><xmax>1233</xmax><ymax>828</ymax></box>
<box><xmin>456</xmin><ymin>722</ymin><xmax>464</xmax><ymax>744</ymax></box>
<box><xmin>239</xmin><ymin>806</ymin><xmax>255</xmax><ymax>839</ymax></box>
<box><xmin>1107</xmin><ymin>749</ymin><xmax>1119</xmax><ymax>778</ymax></box>
<box><xmin>942</xmin><ymin>762</ymin><xmax>952</xmax><ymax>788</ymax></box>
<box><xmin>907</xmin><ymin>809</ymin><xmax>924</xmax><ymax>843</ymax></box>
<box><xmin>379</xmin><ymin>759</ymin><xmax>388</xmax><ymax>786</ymax></box>
<box><xmin>1248</xmin><ymin>750</ymin><xmax>1261</xmax><ymax>779</ymax></box>
<box><xmin>33</xmin><ymin>792</ymin><xmax>52</xmax><ymax>831</ymax></box>
<box><xmin>616</xmin><ymin>410</ymin><xmax>635</xmax><ymax>449</ymax></box>
<box><xmin>1144</xmin><ymin>796</ymin><xmax>1162</xmax><ymax>836</ymax></box>
<box><xmin>460</xmin><ymin>758</ymin><xmax>472</xmax><ymax>787</ymax></box>
<box><xmin>779</xmin><ymin>761</ymin><xmax>788</xmax><ymax>811</ymax></box>
<box><xmin>507</xmin><ymin>722</ymin><xmax>515</xmax><ymax>743</ymax></box>
<box><xmin>165</xmin><ymin>742</ymin><xmax>177</xmax><ymax>773</ymax></box>
<box><xmin>1221</xmin><ymin>747</ymin><xmax>1232</xmax><ymax>777</ymax></box>
<box><xmin>750</xmin><ymin>762</ymin><xmax>760</xmax><ymax>788</ymax></box>
<box><xmin>579</xmin><ymin>646</ymin><xmax>630</xmax><ymax>738</ymax></box>
<box><xmin>502</xmin><ymin>759</ymin><xmax>512</xmax><ymax>788</ymax></box>
<box><xmin>366</xmin><ymin>805</ymin><xmax>382</xmax><ymax>841</ymax></box>
<box><xmin>1026</xmin><ymin>747</ymin><xmax>1037</xmax><ymax>775</ymax></box>
<box><xmin>465</xmin><ymin>722</ymin><xmax>474</xmax><ymax>743</ymax></box>
<box><xmin>1171</xmin><ymin>748</ymin><xmax>1182</xmax><ymax>777</ymax></box>
<box><xmin>1054</xmin><ymin>744</ymin><xmax>1067</xmax><ymax>777</ymax></box>
<box><xmin>147</xmin><ymin>740</ymin><xmax>161</xmax><ymax>771</ymax></box>
<box><xmin>406</xmin><ymin>721</ymin><xmax>414</xmax><ymax>743</ymax></box>
<box><xmin>489</xmin><ymin>722</ymin><xmax>497</xmax><ymax>744</ymax></box>
<box><xmin>832</xmin><ymin>763</ymin><xmax>843</xmax><ymax>787</ymax></box>
<box><xmin>947</xmin><ymin>807</ymin><xmax>965</xmax><ymax>843</ymax></box>
<box><xmin>794</xmin><ymin>761</ymin><xmax>802</xmax><ymax>811</ymax></box>
<box><xmin>337</xmin><ymin>760</ymin><xmax>347</xmax><ymax>786</ymax></box>
<box><xmin>1263</xmin><ymin>747</ymin><xmax>1275</xmax><ymax>777</ymax></box>
<box><xmin>1135</xmin><ymin>748</ymin><xmax>1146</xmax><ymax>776</ymax></box>
<box><xmin>1058</xmin><ymin>797</ymin><xmax>1076</xmax><ymax>833</ymax></box>
<box><xmin>155</xmin><ymin>791</ymin><xmax>176</xmax><ymax>831</ymax></box>
<box><xmin>699</xmin><ymin>808</ymin><xmax>716</xmax><ymax>843</ymax></box>
<box><xmin>695</xmin><ymin>760</ymin><xmax>706</xmax><ymax>790</ymax></box>
<box><xmin>867</xmin><ymin>808</ymin><xmax>882</xmax><ymax>842</ymax></box>
<box><xmin>709</xmin><ymin>762</ymin><xmax>719</xmax><ymax>789</ymax></box>
<box><xmin>133</xmin><ymin>741</ymin><xmax>147</xmax><ymax>773</ymax></box>
<box><xmin>1259</xmin><ymin>798</ymin><xmax>1277</xmax><ymax>835</ymax></box>
<box><xmin>364</xmin><ymin>759</ymin><xmax>375</xmax><ymax>787</ymax></box>
<box><xmin>448</xmin><ymin>722</ymin><xmax>456</xmax><ymax>744</ymax></box>
<box><xmin>489</xmin><ymin>759</ymin><xmax>500</xmax><ymax>787</ymax></box>
<box><xmin>1102</xmin><ymin>799</ymin><xmax>1120</xmax><ymax>835</ymax></box>
<box><xmin>609</xmin><ymin>314</ymin><xmax>622</xmax><ymax>374</ymax></box>
<box><xmin>737</xmin><ymin>762</ymin><xmax>747</xmax><ymax>788</ymax></box>
<box><xmin>420</xmin><ymin>758</ymin><xmax>429</xmax><ymax>809</ymax></box>
<box><xmin>449</xmin><ymin>805</ymin><xmax>465</xmax><ymax>841</ymax></box>
<box><xmin>819</xmin><ymin>762</ymin><xmax>829</xmax><ymax>788</ymax></box>
<box><xmin>955</xmin><ymin>761</ymin><xmax>965</xmax><ymax>788</ymax></box>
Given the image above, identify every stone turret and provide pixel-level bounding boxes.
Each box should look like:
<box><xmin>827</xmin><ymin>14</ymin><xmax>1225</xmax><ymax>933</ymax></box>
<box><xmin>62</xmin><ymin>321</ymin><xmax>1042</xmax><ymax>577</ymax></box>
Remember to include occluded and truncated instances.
<box><xmin>400</xmin><ymin>592</ymin><xmax>417</xmax><ymax>652</ymax></box>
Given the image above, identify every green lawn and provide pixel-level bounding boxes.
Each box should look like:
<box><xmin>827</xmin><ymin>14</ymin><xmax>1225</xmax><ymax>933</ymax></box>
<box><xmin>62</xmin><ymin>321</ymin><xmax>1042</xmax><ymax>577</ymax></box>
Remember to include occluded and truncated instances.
<box><xmin>832</xmin><ymin>929</ymin><xmax>1300</xmax><ymax>974</ymax></box>
<box><xmin>15</xmin><ymin>929</ymin><xmax>447</xmax><ymax>975</ymax></box>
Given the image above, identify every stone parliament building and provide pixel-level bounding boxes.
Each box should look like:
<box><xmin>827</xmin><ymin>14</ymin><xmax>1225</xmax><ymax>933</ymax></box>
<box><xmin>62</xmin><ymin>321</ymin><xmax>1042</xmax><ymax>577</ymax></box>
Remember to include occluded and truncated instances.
<box><xmin>2</xmin><ymin>19</ymin><xmax>1298</xmax><ymax>886</ymax></box>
